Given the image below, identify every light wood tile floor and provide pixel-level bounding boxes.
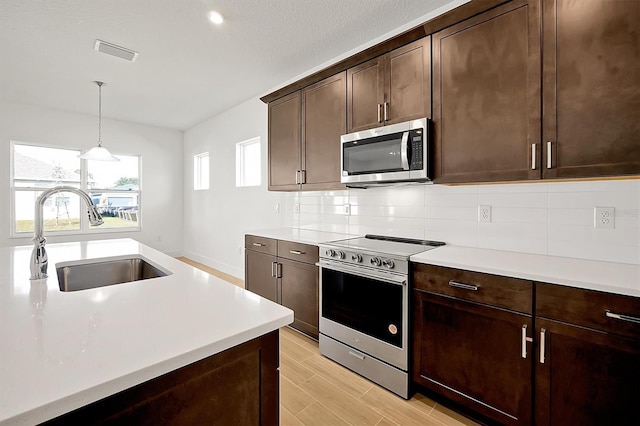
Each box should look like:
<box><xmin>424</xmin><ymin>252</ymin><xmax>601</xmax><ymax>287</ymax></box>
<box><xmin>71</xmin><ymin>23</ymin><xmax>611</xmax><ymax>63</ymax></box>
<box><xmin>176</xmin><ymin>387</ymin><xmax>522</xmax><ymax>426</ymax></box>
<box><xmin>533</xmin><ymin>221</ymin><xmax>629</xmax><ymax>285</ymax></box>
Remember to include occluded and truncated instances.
<box><xmin>177</xmin><ymin>257</ymin><xmax>479</xmax><ymax>426</ymax></box>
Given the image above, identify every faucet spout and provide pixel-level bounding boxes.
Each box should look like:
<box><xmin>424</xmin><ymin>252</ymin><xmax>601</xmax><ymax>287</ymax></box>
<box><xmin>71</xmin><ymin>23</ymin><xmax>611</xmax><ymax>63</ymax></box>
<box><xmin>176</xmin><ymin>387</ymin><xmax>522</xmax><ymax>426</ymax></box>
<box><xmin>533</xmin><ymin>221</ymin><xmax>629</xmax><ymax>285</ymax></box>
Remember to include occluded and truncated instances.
<box><xmin>30</xmin><ymin>186</ymin><xmax>104</xmax><ymax>280</ymax></box>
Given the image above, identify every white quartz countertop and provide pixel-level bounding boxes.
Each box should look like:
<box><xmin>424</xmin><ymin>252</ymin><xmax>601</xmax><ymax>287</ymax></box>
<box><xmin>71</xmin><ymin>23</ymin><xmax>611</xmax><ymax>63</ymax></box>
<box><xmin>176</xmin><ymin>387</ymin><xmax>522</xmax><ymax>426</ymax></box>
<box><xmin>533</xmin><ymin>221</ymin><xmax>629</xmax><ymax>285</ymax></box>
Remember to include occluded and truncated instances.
<box><xmin>411</xmin><ymin>246</ymin><xmax>640</xmax><ymax>297</ymax></box>
<box><xmin>246</xmin><ymin>228</ymin><xmax>357</xmax><ymax>246</ymax></box>
<box><xmin>0</xmin><ymin>239</ymin><xmax>293</xmax><ymax>425</ymax></box>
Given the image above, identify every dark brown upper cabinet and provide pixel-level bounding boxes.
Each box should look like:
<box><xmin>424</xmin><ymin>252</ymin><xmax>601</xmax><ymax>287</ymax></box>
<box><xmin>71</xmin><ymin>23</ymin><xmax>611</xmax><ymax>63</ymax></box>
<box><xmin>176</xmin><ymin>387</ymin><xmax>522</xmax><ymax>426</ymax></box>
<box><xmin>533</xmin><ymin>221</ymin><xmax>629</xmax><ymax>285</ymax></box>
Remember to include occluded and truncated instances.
<box><xmin>433</xmin><ymin>0</ymin><xmax>541</xmax><ymax>184</ymax></box>
<box><xmin>301</xmin><ymin>72</ymin><xmax>346</xmax><ymax>190</ymax></box>
<box><xmin>268</xmin><ymin>91</ymin><xmax>302</xmax><ymax>191</ymax></box>
<box><xmin>268</xmin><ymin>73</ymin><xmax>346</xmax><ymax>191</ymax></box>
<box><xmin>542</xmin><ymin>0</ymin><xmax>640</xmax><ymax>179</ymax></box>
<box><xmin>347</xmin><ymin>37</ymin><xmax>431</xmax><ymax>133</ymax></box>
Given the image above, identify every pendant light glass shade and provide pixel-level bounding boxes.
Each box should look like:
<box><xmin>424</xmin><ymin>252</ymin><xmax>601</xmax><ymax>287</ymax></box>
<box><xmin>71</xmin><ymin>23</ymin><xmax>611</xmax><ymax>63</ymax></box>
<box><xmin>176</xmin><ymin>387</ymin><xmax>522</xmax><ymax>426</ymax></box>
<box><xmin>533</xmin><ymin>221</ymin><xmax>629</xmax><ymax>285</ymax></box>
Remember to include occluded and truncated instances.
<box><xmin>79</xmin><ymin>81</ymin><xmax>120</xmax><ymax>161</ymax></box>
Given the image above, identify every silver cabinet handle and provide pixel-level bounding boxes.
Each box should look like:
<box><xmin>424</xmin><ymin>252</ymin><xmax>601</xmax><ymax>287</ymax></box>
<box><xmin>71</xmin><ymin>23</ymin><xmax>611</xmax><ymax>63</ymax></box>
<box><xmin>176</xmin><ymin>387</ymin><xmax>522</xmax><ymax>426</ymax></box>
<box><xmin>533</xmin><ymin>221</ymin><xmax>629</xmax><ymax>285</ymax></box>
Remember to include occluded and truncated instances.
<box><xmin>383</xmin><ymin>102</ymin><xmax>389</xmax><ymax>121</ymax></box>
<box><xmin>348</xmin><ymin>350</ymin><xmax>366</xmax><ymax>361</ymax></box>
<box><xmin>295</xmin><ymin>170</ymin><xmax>300</xmax><ymax>184</ymax></box>
<box><xmin>300</xmin><ymin>170</ymin><xmax>306</xmax><ymax>184</ymax></box>
<box><xmin>252</xmin><ymin>242</ymin><xmax>265</xmax><ymax>247</ymax></box>
<box><xmin>377</xmin><ymin>104</ymin><xmax>382</xmax><ymax>123</ymax></box>
<box><xmin>606</xmin><ymin>310</ymin><xmax>640</xmax><ymax>324</ymax></box>
<box><xmin>521</xmin><ymin>325</ymin><xmax>533</xmax><ymax>358</ymax></box>
<box><xmin>271</xmin><ymin>261</ymin><xmax>277</xmax><ymax>278</ymax></box>
<box><xmin>540</xmin><ymin>328</ymin><xmax>546</xmax><ymax>364</ymax></box>
<box><xmin>531</xmin><ymin>143</ymin><xmax>536</xmax><ymax>170</ymax></box>
<box><xmin>547</xmin><ymin>141</ymin><xmax>552</xmax><ymax>169</ymax></box>
<box><xmin>448</xmin><ymin>280</ymin><xmax>479</xmax><ymax>291</ymax></box>
<box><xmin>276</xmin><ymin>262</ymin><xmax>282</xmax><ymax>279</ymax></box>
<box><xmin>289</xmin><ymin>249</ymin><xmax>305</xmax><ymax>255</ymax></box>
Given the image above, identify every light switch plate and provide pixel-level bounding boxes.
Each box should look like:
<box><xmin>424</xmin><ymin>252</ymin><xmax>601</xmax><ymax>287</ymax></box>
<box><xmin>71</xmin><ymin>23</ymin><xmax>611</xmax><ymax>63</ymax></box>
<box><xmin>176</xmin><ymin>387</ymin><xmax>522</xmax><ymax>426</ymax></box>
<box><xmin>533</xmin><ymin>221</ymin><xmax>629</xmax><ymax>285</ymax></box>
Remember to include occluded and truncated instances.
<box><xmin>344</xmin><ymin>204</ymin><xmax>351</xmax><ymax>215</ymax></box>
<box><xmin>594</xmin><ymin>206</ymin><xmax>615</xmax><ymax>229</ymax></box>
<box><xmin>294</xmin><ymin>203</ymin><xmax>300</xmax><ymax>214</ymax></box>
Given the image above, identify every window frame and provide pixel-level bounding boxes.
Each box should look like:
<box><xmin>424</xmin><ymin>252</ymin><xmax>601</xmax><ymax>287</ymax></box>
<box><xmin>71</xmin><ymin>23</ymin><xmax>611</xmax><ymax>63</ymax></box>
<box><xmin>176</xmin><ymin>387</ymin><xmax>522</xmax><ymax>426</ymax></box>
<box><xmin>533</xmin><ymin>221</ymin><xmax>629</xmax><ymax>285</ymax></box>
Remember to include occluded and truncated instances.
<box><xmin>235</xmin><ymin>137</ymin><xmax>261</xmax><ymax>187</ymax></box>
<box><xmin>193</xmin><ymin>152</ymin><xmax>210</xmax><ymax>191</ymax></box>
<box><xmin>10</xmin><ymin>141</ymin><xmax>142</xmax><ymax>238</ymax></box>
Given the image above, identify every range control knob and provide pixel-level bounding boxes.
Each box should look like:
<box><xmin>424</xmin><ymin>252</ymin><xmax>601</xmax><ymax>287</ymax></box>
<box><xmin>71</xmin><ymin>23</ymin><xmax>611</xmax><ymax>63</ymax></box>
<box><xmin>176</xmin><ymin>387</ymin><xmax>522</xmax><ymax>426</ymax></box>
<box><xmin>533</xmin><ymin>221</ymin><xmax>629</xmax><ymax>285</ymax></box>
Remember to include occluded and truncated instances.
<box><xmin>351</xmin><ymin>254</ymin><xmax>363</xmax><ymax>263</ymax></box>
<box><xmin>337</xmin><ymin>250</ymin><xmax>346</xmax><ymax>259</ymax></box>
<box><xmin>382</xmin><ymin>259</ymin><xmax>395</xmax><ymax>269</ymax></box>
<box><xmin>325</xmin><ymin>249</ymin><xmax>335</xmax><ymax>257</ymax></box>
<box><xmin>370</xmin><ymin>257</ymin><xmax>382</xmax><ymax>267</ymax></box>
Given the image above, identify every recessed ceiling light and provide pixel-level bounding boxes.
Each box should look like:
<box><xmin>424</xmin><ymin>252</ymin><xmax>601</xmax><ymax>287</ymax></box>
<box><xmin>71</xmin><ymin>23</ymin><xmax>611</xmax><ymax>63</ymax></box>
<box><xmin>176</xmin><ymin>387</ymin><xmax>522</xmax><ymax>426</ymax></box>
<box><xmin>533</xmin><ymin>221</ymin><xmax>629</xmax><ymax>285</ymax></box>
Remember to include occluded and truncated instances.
<box><xmin>208</xmin><ymin>11</ymin><xmax>224</xmax><ymax>25</ymax></box>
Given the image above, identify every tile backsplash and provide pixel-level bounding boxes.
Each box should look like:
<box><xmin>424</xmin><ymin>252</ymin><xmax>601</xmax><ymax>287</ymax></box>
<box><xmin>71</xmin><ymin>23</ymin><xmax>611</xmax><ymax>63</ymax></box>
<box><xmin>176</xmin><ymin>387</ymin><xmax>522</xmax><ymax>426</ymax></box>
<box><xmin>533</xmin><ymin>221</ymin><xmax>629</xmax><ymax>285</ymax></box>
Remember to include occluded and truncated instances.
<box><xmin>284</xmin><ymin>180</ymin><xmax>640</xmax><ymax>265</ymax></box>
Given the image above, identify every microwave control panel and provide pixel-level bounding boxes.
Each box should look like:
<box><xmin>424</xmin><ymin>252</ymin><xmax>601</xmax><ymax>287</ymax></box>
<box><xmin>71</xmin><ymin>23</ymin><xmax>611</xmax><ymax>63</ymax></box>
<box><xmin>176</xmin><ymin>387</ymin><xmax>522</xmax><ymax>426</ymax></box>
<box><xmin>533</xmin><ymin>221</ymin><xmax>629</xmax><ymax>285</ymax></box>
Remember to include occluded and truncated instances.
<box><xmin>410</xmin><ymin>129</ymin><xmax>424</xmax><ymax>170</ymax></box>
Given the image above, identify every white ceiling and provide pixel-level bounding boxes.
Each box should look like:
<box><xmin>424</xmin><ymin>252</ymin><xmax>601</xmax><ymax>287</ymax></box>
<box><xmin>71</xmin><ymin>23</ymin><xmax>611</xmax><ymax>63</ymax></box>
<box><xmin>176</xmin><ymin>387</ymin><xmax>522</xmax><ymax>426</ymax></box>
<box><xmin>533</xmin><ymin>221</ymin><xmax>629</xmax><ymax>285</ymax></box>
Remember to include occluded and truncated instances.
<box><xmin>0</xmin><ymin>0</ymin><xmax>461</xmax><ymax>131</ymax></box>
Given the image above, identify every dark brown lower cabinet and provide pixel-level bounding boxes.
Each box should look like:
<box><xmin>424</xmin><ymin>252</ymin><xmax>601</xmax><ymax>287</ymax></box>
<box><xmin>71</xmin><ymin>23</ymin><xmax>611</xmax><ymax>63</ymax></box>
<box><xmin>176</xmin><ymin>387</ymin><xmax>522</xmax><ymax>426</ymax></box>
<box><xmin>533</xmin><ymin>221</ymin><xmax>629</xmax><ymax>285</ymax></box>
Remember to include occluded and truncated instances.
<box><xmin>245</xmin><ymin>249</ymin><xmax>278</xmax><ymax>303</ymax></box>
<box><xmin>535</xmin><ymin>318</ymin><xmax>640</xmax><ymax>425</ymax></box>
<box><xmin>43</xmin><ymin>331</ymin><xmax>279</xmax><ymax>426</ymax></box>
<box><xmin>413</xmin><ymin>290</ymin><xmax>533</xmax><ymax>425</ymax></box>
<box><xmin>279</xmin><ymin>258</ymin><xmax>319</xmax><ymax>338</ymax></box>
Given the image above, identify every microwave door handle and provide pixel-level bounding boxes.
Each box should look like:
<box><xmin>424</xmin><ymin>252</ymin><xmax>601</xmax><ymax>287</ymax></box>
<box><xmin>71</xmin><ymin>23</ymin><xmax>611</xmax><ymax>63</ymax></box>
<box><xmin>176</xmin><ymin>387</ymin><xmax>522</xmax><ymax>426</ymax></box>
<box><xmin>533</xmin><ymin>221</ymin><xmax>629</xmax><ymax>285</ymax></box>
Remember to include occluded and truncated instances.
<box><xmin>400</xmin><ymin>131</ymin><xmax>410</xmax><ymax>170</ymax></box>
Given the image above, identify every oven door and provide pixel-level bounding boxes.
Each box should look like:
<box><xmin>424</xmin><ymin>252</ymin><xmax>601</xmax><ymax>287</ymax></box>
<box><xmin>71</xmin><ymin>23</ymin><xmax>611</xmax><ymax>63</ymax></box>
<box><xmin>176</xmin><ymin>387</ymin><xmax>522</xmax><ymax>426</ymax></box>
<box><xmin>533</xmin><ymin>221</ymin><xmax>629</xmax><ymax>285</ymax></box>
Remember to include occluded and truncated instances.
<box><xmin>318</xmin><ymin>261</ymin><xmax>408</xmax><ymax>370</ymax></box>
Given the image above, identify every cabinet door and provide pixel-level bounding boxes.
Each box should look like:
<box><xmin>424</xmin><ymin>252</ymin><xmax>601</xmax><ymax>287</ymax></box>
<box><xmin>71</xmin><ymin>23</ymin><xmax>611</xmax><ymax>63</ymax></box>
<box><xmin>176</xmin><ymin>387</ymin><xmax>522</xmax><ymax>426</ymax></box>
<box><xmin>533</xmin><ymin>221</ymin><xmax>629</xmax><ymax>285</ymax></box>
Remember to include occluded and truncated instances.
<box><xmin>535</xmin><ymin>318</ymin><xmax>640</xmax><ymax>425</ymax></box>
<box><xmin>385</xmin><ymin>37</ymin><xmax>431</xmax><ymax>125</ymax></box>
<box><xmin>413</xmin><ymin>290</ymin><xmax>532</xmax><ymax>425</ymax></box>
<box><xmin>347</xmin><ymin>56</ymin><xmax>385</xmax><ymax>132</ymax></box>
<box><xmin>279</xmin><ymin>258</ymin><xmax>319</xmax><ymax>339</ymax></box>
<box><xmin>432</xmin><ymin>0</ymin><xmax>541</xmax><ymax>183</ymax></box>
<box><xmin>302</xmin><ymin>72</ymin><xmax>346</xmax><ymax>190</ymax></box>
<box><xmin>268</xmin><ymin>91</ymin><xmax>301</xmax><ymax>190</ymax></box>
<box><xmin>542</xmin><ymin>0</ymin><xmax>640</xmax><ymax>178</ymax></box>
<box><xmin>245</xmin><ymin>250</ymin><xmax>278</xmax><ymax>303</ymax></box>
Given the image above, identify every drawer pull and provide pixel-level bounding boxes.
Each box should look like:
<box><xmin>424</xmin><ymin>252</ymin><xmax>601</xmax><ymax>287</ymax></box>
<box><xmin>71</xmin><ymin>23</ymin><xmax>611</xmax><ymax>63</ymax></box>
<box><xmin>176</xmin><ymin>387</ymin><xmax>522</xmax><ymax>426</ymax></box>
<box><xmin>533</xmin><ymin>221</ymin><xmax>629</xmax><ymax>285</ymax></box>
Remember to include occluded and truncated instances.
<box><xmin>605</xmin><ymin>310</ymin><xmax>640</xmax><ymax>324</ymax></box>
<box><xmin>289</xmin><ymin>249</ymin><xmax>305</xmax><ymax>255</ymax></box>
<box><xmin>521</xmin><ymin>325</ymin><xmax>533</xmax><ymax>359</ymax></box>
<box><xmin>348</xmin><ymin>350</ymin><xmax>366</xmax><ymax>361</ymax></box>
<box><xmin>448</xmin><ymin>280</ymin><xmax>479</xmax><ymax>291</ymax></box>
<box><xmin>252</xmin><ymin>242</ymin><xmax>265</xmax><ymax>247</ymax></box>
<box><xmin>271</xmin><ymin>262</ymin><xmax>277</xmax><ymax>278</ymax></box>
<box><xmin>540</xmin><ymin>328</ymin><xmax>546</xmax><ymax>364</ymax></box>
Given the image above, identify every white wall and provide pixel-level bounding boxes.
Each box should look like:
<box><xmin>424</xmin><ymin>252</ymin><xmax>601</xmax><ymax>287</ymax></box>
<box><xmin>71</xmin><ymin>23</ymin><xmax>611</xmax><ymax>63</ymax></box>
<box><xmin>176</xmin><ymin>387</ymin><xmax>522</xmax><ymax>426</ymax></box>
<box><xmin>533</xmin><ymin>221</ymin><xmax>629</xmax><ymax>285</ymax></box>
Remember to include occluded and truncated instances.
<box><xmin>285</xmin><ymin>180</ymin><xmax>640</xmax><ymax>265</ymax></box>
<box><xmin>0</xmin><ymin>101</ymin><xmax>184</xmax><ymax>254</ymax></box>
<box><xmin>183</xmin><ymin>98</ymin><xmax>285</xmax><ymax>278</ymax></box>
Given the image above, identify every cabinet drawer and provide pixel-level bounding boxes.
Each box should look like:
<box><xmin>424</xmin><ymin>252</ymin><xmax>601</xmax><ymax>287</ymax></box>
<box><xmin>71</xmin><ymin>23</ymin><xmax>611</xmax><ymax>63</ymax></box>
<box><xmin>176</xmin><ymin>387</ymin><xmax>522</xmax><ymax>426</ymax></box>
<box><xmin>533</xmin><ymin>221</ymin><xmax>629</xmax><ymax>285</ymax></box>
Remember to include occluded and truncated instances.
<box><xmin>277</xmin><ymin>240</ymin><xmax>319</xmax><ymax>264</ymax></box>
<box><xmin>536</xmin><ymin>283</ymin><xmax>640</xmax><ymax>339</ymax></box>
<box><xmin>412</xmin><ymin>264</ymin><xmax>532</xmax><ymax>314</ymax></box>
<box><xmin>245</xmin><ymin>235</ymin><xmax>277</xmax><ymax>255</ymax></box>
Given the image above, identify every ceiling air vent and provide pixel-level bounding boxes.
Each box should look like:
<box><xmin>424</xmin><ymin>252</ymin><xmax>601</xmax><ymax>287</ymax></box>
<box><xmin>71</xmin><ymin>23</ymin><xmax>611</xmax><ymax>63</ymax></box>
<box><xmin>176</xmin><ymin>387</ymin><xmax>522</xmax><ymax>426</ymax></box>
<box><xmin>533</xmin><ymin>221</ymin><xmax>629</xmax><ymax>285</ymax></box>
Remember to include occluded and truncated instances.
<box><xmin>94</xmin><ymin>39</ymin><xmax>139</xmax><ymax>62</ymax></box>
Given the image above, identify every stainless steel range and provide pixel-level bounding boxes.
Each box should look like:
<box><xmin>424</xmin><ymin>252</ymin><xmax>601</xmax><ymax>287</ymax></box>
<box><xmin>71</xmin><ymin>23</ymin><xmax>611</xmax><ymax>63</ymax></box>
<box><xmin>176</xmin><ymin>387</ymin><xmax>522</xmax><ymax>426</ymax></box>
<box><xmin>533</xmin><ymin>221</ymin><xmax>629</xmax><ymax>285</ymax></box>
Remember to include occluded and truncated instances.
<box><xmin>317</xmin><ymin>234</ymin><xmax>445</xmax><ymax>398</ymax></box>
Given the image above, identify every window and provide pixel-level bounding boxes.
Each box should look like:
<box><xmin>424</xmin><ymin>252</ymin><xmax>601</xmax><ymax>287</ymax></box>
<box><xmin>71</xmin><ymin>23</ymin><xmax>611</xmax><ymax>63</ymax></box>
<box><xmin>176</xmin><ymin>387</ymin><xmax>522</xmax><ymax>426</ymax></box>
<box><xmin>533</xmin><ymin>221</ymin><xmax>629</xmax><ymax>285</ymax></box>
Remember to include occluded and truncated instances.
<box><xmin>236</xmin><ymin>137</ymin><xmax>261</xmax><ymax>187</ymax></box>
<box><xmin>11</xmin><ymin>142</ymin><xmax>141</xmax><ymax>236</ymax></box>
<box><xmin>194</xmin><ymin>152</ymin><xmax>209</xmax><ymax>190</ymax></box>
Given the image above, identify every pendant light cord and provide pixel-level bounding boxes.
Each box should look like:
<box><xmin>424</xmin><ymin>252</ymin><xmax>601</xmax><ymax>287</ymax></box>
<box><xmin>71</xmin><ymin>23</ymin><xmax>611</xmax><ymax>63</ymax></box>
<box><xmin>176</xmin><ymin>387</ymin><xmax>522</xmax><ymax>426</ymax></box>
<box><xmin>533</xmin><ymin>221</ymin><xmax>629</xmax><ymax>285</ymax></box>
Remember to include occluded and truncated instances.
<box><xmin>97</xmin><ymin>82</ymin><xmax>103</xmax><ymax>147</ymax></box>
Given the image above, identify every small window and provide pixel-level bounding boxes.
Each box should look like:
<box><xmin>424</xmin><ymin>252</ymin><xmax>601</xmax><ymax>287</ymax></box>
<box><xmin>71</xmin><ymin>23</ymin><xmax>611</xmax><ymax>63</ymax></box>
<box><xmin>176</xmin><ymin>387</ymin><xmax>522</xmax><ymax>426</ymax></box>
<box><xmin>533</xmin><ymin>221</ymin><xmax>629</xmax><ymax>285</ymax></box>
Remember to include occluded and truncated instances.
<box><xmin>236</xmin><ymin>137</ymin><xmax>261</xmax><ymax>187</ymax></box>
<box><xmin>194</xmin><ymin>152</ymin><xmax>209</xmax><ymax>190</ymax></box>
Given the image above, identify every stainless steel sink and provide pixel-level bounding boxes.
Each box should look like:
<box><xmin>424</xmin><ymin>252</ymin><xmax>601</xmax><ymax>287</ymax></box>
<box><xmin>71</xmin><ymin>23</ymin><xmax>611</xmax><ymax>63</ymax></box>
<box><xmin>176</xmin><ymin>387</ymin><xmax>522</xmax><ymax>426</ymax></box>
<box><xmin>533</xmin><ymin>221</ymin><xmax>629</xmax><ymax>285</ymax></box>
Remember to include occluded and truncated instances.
<box><xmin>56</xmin><ymin>256</ymin><xmax>170</xmax><ymax>292</ymax></box>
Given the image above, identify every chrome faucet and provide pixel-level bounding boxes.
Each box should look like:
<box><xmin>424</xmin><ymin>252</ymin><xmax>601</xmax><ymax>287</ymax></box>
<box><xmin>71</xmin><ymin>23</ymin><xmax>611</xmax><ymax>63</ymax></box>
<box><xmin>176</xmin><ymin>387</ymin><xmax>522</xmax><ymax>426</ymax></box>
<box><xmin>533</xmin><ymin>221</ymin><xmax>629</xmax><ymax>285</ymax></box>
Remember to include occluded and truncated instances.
<box><xmin>30</xmin><ymin>186</ymin><xmax>104</xmax><ymax>280</ymax></box>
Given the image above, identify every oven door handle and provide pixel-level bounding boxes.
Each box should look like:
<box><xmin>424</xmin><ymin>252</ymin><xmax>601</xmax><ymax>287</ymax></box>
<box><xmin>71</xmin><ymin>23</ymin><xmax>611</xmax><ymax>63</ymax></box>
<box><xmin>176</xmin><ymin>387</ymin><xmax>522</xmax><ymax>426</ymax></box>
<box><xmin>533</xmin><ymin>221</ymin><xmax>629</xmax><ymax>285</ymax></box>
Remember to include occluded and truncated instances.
<box><xmin>316</xmin><ymin>261</ymin><xmax>407</xmax><ymax>286</ymax></box>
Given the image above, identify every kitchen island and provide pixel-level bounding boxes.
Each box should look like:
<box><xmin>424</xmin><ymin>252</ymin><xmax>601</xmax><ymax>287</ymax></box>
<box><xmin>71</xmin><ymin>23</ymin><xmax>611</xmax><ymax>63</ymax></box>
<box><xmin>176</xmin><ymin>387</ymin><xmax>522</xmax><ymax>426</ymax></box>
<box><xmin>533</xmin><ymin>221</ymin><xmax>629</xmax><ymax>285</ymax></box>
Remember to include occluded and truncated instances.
<box><xmin>0</xmin><ymin>239</ymin><xmax>293</xmax><ymax>425</ymax></box>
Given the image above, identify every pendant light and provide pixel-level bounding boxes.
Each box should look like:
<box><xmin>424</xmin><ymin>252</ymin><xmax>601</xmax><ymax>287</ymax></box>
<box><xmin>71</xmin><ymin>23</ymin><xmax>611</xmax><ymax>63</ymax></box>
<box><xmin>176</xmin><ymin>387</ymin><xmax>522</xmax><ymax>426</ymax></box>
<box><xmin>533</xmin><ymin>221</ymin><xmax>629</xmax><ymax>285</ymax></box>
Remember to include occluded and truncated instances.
<box><xmin>79</xmin><ymin>81</ymin><xmax>119</xmax><ymax>161</ymax></box>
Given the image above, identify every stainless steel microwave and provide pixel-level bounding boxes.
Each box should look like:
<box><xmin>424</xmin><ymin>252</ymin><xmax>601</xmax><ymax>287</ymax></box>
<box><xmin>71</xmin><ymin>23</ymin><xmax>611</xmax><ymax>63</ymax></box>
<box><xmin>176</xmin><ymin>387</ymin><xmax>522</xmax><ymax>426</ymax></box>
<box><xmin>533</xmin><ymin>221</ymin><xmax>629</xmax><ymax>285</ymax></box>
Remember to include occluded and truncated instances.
<box><xmin>340</xmin><ymin>118</ymin><xmax>430</xmax><ymax>187</ymax></box>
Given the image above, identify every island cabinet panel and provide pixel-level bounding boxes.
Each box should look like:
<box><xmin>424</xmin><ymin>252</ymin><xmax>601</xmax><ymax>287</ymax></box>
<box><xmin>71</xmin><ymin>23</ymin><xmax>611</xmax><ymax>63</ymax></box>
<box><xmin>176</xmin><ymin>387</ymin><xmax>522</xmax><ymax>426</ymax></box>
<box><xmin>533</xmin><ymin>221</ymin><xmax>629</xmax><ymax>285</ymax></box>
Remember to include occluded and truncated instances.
<box><xmin>301</xmin><ymin>72</ymin><xmax>346</xmax><ymax>191</ymax></box>
<box><xmin>412</xmin><ymin>264</ymin><xmax>534</xmax><ymax>425</ymax></box>
<box><xmin>535</xmin><ymin>283</ymin><xmax>640</xmax><ymax>425</ymax></box>
<box><xmin>43</xmin><ymin>330</ymin><xmax>280</xmax><ymax>426</ymax></box>
<box><xmin>268</xmin><ymin>91</ymin><xmax>301</xmax><ymax>190</ymax></box>
<box><xmin>245</xmin><ymin>235</ymin><xmax>319</xmax><ymax>339</ymax></box>
<box><xmin>347</xmin><ymin>37</ymin><xmax>430</xmax><ymax>133</ymax></box>
<box><xmin>432</xmin><ymin>0</ymin><xmax>541</xmax><ymax>183</ymax></box>
<box><xmin>542</xmin><ymin>0</ymin><xmax>640</xmax><ymax>179</ymax></box>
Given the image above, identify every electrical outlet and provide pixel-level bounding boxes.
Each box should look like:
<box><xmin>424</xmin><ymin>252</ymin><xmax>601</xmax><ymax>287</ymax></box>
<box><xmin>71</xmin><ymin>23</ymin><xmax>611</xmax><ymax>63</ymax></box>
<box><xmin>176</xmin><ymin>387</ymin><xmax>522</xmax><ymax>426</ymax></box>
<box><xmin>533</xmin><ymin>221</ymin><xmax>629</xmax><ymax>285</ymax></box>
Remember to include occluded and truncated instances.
<box><xmin>294</xmin><ymin>203</ymin><xmax>300</xmax><ymax>214</ymax></box>
<box><xmin>479</xmin><ymin>205</ymin><xmax>492</xmax><ymax>223</ymax></box>
<box><xmin>344</xmin><ymin>204</ymin><xmax>351</xmax><ymax>215</ymax></box>
<box><xmin>275</xmin><ymin>202</ymin><xmax>280</xmax><ymax>213</ymax></box>
<box><xmin>594</xmin><ymin>207</ymin><xmax>615</xmax><ymax>229</ymax></box>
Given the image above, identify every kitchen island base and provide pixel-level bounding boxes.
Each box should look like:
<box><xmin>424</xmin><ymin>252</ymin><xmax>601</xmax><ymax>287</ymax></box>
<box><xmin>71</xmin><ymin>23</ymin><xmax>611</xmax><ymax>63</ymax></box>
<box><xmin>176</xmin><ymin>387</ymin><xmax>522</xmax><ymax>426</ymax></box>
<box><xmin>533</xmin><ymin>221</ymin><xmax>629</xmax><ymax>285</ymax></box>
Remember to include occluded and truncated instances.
<box><xmin>42</xmin><ymin>330</ymin><xmax>279</xmax><ymax>426</ymax></box>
